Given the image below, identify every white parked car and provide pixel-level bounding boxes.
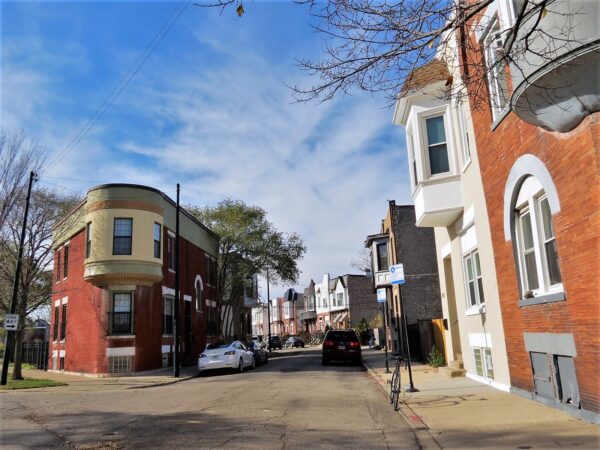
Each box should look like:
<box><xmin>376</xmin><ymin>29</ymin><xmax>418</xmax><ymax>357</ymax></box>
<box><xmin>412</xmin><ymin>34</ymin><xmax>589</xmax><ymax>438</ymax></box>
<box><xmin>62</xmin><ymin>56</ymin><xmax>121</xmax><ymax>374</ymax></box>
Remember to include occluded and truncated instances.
<box><xmin>198</xmin><ymin>341</ymin><xmax>255</xmax><ymax>374</ymax></box>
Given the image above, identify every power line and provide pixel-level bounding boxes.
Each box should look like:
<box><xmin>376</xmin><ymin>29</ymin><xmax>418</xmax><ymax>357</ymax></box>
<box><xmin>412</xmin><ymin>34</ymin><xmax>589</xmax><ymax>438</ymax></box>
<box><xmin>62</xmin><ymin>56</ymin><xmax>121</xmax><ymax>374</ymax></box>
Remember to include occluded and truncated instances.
<box><xmin>43</xmin><ymin>1</ymin><xmax>191</xmax><ymax>173</ymax></box>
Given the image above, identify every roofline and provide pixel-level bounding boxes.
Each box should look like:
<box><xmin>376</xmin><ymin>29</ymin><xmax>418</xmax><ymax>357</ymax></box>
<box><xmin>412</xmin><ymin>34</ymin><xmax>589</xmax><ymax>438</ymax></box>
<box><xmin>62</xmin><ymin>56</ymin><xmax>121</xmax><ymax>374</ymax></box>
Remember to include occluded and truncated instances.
<box><xmin>86</xmin><ymin>183</ymin><xmax>219</xmax><ymax>239</ymax></box>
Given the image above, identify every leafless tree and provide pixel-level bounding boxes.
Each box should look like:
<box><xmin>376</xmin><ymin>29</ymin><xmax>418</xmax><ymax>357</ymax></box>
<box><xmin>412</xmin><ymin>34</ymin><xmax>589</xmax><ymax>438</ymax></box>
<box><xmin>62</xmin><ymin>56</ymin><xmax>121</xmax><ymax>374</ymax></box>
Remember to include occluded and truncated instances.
<box><xmin>0</xmin><ymin>128</ymin><xmax>46</xmax><ymax>230</ymax></box>
<box><xmin>350</xmin><ymin>247</ymin><xmax>372</xmax><ymax>273</ymax></box>
<box><xmin>196</xmin><ymin>0</ymin><xmax>585</xmax><ymax>110</ymax></box>
<box><xmin>0</xmin><ymin>189</ymin><xmax>80</xmax><ymax>379</ymax></box>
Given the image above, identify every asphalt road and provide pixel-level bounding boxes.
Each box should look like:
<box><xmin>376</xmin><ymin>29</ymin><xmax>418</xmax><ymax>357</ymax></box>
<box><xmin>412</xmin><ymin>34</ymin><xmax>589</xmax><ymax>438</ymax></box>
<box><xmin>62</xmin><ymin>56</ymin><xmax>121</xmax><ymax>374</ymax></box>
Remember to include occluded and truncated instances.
<box><xmin>1</xmin><ymin>347</ymin><xmax>418</xmax><ymax>449</ymax></box>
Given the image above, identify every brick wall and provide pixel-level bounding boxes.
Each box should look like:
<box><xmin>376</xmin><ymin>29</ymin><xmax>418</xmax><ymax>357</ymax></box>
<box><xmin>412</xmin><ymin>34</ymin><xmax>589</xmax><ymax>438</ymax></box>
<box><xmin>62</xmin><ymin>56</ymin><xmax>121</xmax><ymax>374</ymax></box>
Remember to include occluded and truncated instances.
<box><xmin>468</xmin><ymin>69</ymin><xmax>600</xmax><ymax>412</ymax></box>
<box><xmin>390</xmin><ymin>204</ymin><xmax>442</xmax><ymax>323</ymax></box>
<box><xmin>347</xmin><ymin>275</ymin><xmax>379</xmax><ymax>327</ymax></box>
<box><xmin>51</xmin><ymin>224</ymin><xmax>216</xmax><ymax>374</ymax></box>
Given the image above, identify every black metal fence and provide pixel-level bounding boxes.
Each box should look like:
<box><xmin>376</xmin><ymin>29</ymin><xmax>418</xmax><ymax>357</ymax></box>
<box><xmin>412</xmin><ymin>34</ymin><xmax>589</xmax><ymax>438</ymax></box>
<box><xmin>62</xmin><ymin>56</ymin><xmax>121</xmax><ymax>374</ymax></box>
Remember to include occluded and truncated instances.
<box><xmin>21</xmin><ymin>342</ymin><xmax>49</xmax><ymax>371</ymax></box>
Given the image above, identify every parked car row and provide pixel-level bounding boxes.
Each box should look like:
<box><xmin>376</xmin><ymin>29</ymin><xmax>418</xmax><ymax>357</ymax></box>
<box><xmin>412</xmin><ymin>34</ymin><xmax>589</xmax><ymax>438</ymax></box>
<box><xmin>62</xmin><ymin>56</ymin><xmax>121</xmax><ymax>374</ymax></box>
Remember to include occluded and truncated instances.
<box><xmin>198</xmin><ymin>340</ymin><xmax>268</xmax><ymax>374</ymax></box>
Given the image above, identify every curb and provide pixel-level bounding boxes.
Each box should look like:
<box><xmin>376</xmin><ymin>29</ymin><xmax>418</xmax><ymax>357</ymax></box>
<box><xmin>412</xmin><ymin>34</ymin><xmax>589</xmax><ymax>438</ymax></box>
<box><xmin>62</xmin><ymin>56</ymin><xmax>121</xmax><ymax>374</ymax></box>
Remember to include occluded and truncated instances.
<box><xmin>131</xmin><ymin>373</ymin><xmax>198</xmax><ymax>389</ymax></box>
<box><xmin>362</xmin><ymin>357</ymin><xmax>441</xmax><ymax>449</ymax></box>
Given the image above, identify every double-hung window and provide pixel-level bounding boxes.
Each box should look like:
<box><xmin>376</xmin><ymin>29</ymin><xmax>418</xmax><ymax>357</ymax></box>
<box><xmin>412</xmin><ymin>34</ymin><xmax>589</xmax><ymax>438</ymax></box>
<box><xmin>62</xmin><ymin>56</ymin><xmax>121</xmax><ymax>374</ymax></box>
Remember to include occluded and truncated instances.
<box><xmin>53</xmin><ymin>306</ymin><xmax>60</xmax><ymax>341</ymax></box>
<box><xmin>376</xmin><ymin>243</ymin><xmax>389</xmax><ymax>272</ymax></box>
<box><xmin>85</xmin><ymin>223</ymin><xmax>92</xmax><ymax>258</ymax></box>
<box><xmin>195</xmin><ymin>279</ymin><xmax>203</xmax><ymax>312</ymax></box>
<box><xmin>464</xmin><ymin>250</ymin><xmax>485</xmax><ymax>309</ymax></box>
<box><xmin>63</xmin><ymin>245</ymin><xmax>69</xmax><ymax>279</ymax></box>
<box><xmin>425</xmin><ymin>116</ymin><xmax>450</xmax><ymax>175</ymax></box>
<box><xmin>56</xmin><ymin>251</ymin><xmax>61</xmax><ymax>282</ymax></box>
<box><xmin>482</xmin><ymin>17</ymin><xmax>509</xmax><ymax>120</ymax></box>
<box><xmin>514</xmin><ymin>177</ymin><xmax>563</xmax><ymax>298</ymax></box>
<box><xmin>60</xmin><ymin>304</ymin><xmax>67</xmax><ymax>340</ymax></box>
<box><xmin>336</xmin><ymin>293</ymin><xmax>344</xmax><ymax>307</ymax></box>
<box><xmin>407</xmin><ymin>131</ymin><xmax>418</xmax><ymax>188</ymax></box>
<box><xmin>456</xmin><ymin>100</ymin><xmax>471</xmax><ymax>166</ymax></box>
<box><xmin>153</xmin><ymin>223</ymin><xmax>161</xmax><ymax>259</ymax></box>
<box><xmin>111</xmin><ymin>292</ymin><xmax>133</xmax><ymax>335</ymax></box>
<box><xmin>113</xmin><ymin>218</ymin><xmax>133</xmax><ymax>255</ymax></box>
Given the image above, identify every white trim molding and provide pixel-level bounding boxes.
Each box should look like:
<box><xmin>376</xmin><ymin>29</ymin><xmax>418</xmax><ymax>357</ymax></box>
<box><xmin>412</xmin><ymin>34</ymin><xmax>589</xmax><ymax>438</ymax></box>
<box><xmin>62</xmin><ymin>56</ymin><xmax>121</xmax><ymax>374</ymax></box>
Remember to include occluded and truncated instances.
<box><xmin>106</xmin><ymin>347</ymin><xmax>135</xmax><ymax>357</ymax></box>
<box><xmin>504</xmin><ymin>154</ymin><xmax>561</xmax><ymax>240</ymax></box>
<box><xmin>162</xmin><ymin>286</ymin><xmax>175</xmax><ymax>296</ymax></box>
<box><xmin>61</xmin><ymin>297</ymin><xmax>69</xmax><ymax>305</ymax></box>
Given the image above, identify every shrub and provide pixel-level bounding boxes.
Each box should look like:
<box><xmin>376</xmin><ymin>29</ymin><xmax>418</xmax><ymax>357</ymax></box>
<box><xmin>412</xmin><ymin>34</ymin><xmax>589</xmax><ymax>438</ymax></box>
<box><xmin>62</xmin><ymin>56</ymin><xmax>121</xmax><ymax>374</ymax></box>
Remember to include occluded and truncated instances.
<box><xmin>427</xmin><ymin>346</ymin><xmax>446</xmax><ymax>368</ymax></box>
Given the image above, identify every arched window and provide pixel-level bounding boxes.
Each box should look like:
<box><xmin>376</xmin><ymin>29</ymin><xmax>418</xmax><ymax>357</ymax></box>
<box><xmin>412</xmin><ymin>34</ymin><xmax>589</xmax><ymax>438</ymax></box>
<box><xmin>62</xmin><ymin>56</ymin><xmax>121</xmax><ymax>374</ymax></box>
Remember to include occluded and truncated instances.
<box><xmin>195</xmin><ymin>276</ymin><xmax>203</xmax><ymax>312</ymax></box>
<box><xmin>512</xmin><ymin>176</ymin><xmax>563</xmax><ymax>301</ymax></box>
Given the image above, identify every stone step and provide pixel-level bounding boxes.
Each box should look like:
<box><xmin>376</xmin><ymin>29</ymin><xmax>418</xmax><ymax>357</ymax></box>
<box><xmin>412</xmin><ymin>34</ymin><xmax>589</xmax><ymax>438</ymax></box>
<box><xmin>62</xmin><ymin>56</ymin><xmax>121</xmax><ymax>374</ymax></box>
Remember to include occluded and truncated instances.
<box><xmin>438</xmin><ymin>365</ymin><xmax>466</xmax><ymax>378</ymax></box>
<box><xmin>448</xmin><ymin>360</ymin><xmax>464</xmax><ymax>370</ymax></box>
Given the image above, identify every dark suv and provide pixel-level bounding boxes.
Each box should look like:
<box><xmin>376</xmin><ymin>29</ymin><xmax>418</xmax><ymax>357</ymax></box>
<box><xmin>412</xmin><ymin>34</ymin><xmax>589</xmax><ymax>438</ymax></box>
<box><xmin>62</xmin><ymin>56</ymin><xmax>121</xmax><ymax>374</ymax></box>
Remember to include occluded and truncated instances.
<box><xmin>322</xmin><ymin>330</ymin><xmax>362</xmax><ymax>365</ymax></box>
<box><xmin>269</xmin><ymin>336</ymin><xmax>283</xmax><ymax>350</ymax></box>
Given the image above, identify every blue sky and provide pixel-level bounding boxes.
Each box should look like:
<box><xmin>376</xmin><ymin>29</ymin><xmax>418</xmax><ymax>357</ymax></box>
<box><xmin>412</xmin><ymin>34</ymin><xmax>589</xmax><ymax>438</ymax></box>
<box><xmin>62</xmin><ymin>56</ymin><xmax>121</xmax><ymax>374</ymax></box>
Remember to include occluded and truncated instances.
<box><xmin>1</xmin><ymin>0</ymin><xmax>411</xmax><ymax>297</ymax></box>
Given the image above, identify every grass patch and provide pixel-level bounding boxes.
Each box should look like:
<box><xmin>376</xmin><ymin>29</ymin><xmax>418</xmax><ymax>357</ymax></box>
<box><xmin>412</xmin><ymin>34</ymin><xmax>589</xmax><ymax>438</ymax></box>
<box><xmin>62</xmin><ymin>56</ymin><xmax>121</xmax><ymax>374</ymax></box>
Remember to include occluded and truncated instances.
<box><xmin>0</xmin><ymin>377</ymin><xmax>66</xmax><ymax>390</ymax></box>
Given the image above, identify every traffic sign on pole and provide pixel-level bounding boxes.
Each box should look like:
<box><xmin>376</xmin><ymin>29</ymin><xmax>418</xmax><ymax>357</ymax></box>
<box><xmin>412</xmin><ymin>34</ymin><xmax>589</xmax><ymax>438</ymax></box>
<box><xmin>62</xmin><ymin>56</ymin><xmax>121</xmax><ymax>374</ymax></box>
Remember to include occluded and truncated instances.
<box><xmin>377</xmin><ymin>288</ymin><xmax>387</xmax><ymax>303</ymax></box>
<box><xmin>389</xmin><ymin>264</ymin><xmax>405</xmax><ymax>285</ymax></box>
<box><xmin>3</xmin><ymin>314</ymin><xmax>19</xmax><ymax>331</ymax></box>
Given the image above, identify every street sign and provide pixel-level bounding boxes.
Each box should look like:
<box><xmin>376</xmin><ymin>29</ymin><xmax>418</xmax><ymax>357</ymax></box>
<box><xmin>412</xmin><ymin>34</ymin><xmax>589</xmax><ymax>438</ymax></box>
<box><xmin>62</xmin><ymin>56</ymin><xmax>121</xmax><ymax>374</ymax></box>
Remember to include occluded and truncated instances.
<box><xmin>377</xmin><ymin>288</ymin><xmax>387</xmax><ymax>303</ymax></box>
<box><xmin>4</xmin><ymin>314</ymin><xmax>19</xmax><ymax>331</ymax></box>
<box><xmin>389</xmin><ymin>264</ymin><xmax>405</xmax><ymax>285</ymax></box>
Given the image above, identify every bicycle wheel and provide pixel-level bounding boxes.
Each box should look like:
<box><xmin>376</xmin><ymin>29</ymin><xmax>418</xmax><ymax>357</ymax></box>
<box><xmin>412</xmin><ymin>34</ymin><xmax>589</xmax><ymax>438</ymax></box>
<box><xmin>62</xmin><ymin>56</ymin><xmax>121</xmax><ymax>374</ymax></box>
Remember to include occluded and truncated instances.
<box><xmin>392</xmin><ymin>369</ymin><xmax>401</xmax><ymax>411</ymax></box>
<box><xmin>389</xmin><ymin>370</ymin><xmax>399</xmax><ymax>404</ymax></box>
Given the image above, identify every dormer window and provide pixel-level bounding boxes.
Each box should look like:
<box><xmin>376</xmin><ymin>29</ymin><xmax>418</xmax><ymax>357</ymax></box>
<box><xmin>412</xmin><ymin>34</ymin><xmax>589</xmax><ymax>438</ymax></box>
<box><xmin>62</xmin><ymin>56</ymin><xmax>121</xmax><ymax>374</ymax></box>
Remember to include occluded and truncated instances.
<box><xmin>425</xmin><ymin>116</ymin><xmax>450</xmax><ymax>175</ymax></box>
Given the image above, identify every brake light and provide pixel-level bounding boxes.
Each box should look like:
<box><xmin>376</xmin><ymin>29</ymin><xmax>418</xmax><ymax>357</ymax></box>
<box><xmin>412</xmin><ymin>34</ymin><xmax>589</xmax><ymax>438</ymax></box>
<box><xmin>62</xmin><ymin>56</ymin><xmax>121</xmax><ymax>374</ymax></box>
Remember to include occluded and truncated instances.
<box><xmin>224</xmin><ymin>351</ymin><xmax>235</xmax><ymax>355</ymax></box>
<box><xmin>349</xmin><ymin>341</ymin><xmax>360</xmax><ymax>348</ymax></box>
<box><xmin>323</xmin><ymin>340</ymin><xmax>334</xmax><ymax>347</ymax></box>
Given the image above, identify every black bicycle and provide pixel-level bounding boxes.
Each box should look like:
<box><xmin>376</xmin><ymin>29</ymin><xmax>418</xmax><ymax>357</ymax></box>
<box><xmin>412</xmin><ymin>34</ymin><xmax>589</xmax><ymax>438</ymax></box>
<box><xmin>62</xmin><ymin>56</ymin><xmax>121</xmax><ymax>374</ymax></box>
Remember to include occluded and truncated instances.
<box><xmin>387</xmin><ymin>354</ymin><xmax>406</xmax><ymax>411</ymax></box>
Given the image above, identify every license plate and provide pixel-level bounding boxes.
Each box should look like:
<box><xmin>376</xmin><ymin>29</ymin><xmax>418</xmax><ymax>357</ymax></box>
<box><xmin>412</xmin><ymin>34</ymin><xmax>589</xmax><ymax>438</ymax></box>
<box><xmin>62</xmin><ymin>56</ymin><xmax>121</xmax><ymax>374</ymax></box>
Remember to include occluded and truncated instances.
<box><xmin>338</xmin><ymin>345</ymin><xmax>345</xmax><ymax>350</ymax></box>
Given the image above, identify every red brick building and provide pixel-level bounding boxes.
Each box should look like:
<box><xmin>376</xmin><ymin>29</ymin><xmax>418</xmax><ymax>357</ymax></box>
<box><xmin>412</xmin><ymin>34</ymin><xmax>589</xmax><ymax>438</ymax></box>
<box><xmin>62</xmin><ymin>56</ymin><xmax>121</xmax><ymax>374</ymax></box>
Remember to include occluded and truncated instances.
<box><xmin>50</xmin><ymin>184</ymin><xmax>219</xmax><ymax>375</ymax></box>
<box><xmin>463</xmin><ymin>0</ymin><xmax>599</xmax><ymax>421</ymax></box>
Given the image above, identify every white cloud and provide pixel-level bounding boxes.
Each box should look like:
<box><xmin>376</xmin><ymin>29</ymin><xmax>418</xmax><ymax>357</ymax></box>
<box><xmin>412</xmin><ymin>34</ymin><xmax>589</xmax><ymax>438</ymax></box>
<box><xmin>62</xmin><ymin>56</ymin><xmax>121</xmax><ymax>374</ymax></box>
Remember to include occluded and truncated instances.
<box><xmin>2</xmin><ymin>3</ymin><xmax>412</xmax><ymax>298</ymax></box>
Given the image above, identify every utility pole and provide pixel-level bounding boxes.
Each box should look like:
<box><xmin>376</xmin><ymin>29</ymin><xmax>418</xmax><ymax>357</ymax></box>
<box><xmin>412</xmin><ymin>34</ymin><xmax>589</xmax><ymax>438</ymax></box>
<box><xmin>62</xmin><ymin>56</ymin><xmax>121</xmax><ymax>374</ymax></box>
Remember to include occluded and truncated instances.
<box><xmin>173</xmin><ymin>183</ymin><xmax>180</xmax><ymax>378</ymax></box>
<box><xmin>266</xmin><ymin>269</ymin><xmax>272</xmax><ymax>352</ymax></box>
<box><xmin>383</xmin><ymin>293</ymin><xmax>390</xmax><ymax>374</ymax></box>
<box><xmin>1</xmin><ymin>171</ymin><xmax>37</xmax><ymax>386</ymax></box>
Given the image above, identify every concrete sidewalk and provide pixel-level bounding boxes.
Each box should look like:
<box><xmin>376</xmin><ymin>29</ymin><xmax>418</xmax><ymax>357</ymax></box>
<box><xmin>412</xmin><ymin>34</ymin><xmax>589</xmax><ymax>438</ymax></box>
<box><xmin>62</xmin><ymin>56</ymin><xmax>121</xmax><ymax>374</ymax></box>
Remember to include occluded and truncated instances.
<box><xmin>361</xmin><ymin>348</ymin><xmax>599</xmax><ymax>449</ymax></box>
<box><xmin>18</xmin><ymin>364</ymin><xmax>199</xmax><ymax>389</ymax></box>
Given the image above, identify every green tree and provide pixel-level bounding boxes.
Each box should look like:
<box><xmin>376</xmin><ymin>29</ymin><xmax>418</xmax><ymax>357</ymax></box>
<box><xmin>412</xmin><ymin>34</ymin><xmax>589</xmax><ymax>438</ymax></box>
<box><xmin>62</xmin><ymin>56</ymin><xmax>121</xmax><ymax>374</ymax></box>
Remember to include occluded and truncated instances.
<box><xmin>0</xmin><ymin>189</ymin><xmax>80</xmax><ymax>379</ymax></box>
<box><xmin>189</xmin><ymin>199</ymin><xmax>306</xmax><ymax>340</ymax></box>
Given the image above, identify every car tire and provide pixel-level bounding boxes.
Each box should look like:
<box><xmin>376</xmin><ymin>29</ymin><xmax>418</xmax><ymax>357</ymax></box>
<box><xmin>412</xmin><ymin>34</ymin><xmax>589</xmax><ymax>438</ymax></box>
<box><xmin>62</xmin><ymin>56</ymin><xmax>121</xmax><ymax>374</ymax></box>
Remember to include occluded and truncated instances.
<box><xmin>322</xmin><ymin>357</ymin><xmax>328</xmax><ymax>366</ymax></box>
<box><xmin>238</xmin><ymin>358</ymin><xmax>244</xmax><ymax>373</ymax></box>
<box><xmin>251</xmin><ymin>357</ymin><xmax>256</xmax><ymax>369</ymax></box>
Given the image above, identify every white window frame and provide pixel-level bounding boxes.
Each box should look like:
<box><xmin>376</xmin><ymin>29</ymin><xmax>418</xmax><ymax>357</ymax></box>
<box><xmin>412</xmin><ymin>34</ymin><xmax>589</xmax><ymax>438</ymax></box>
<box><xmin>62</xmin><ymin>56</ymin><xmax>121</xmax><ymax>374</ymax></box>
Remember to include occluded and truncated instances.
<box><xmin>481</xmin><ymin>15</ymin><xmax>510</xmax><ymax>122</ymax></box>
<box><xmin>455</xmin><ymin>99</ymin><xmax>471</xmax><ymax>169</ymax></box>
<box><xmin>463</xmin><ymin>249</ymin><xmax>485</xmax><ymax>312</ymax></box>
<box><xmin>514</xmin><ymin>179</ymin><xmax>563</xmax><ymax>298</ymax></box>
<box><xmin>473</xmin><ymin>347</ymin><xmax>494</xmax><ymax>379</ymax></box>
<box><xmin>407</xmin><ymin>105</ymin><xmax>456</xmax><ymax>185</ymax></box>
<box><xmin>407</xmin><ymin>129</ymin><xmax>419</xmax><ymax>190</ymax></box>
<box><xmin>421</xmin><ymin>111</ymin><xmax>452</xmax><ymax>179</ymax></box>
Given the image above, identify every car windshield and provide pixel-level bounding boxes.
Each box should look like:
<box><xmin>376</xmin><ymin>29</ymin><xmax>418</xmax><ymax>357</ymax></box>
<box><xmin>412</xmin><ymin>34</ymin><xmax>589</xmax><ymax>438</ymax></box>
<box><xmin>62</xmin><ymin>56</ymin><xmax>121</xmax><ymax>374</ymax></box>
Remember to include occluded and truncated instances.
<box><xmin>326</xmin><ymin>331</ymin><xmax>359</xmax><ymax>342</ymax></box>
<box><xmin>206</xmin><ymin>343</ymin><xmax>230</xmax><ymax>350</ymax></box>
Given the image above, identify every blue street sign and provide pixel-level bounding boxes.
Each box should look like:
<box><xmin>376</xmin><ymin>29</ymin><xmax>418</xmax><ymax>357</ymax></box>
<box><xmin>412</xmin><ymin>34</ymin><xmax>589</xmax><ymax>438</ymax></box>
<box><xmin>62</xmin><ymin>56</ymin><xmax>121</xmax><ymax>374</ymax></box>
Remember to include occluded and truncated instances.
<box><xmin>377</xmin><ymin>288</ymin><xmax>387</xmax><ymax>303</ymax></box>
<box><xmin>389</xmin><ymin>264</ymin><xmax>405</xmax><ymax>285</ymax></box>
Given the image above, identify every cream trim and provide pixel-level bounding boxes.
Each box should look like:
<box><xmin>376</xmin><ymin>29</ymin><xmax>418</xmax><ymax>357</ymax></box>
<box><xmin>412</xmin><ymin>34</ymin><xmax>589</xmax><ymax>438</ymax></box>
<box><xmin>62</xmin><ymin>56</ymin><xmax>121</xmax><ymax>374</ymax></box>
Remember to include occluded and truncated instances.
<box><xmin>162</xmin><ymin>286</ymin><xmax>175</xmax><ymax>296</ymax></box>
<box><xmin>106</xmin><ymin>347</ymin><xmax>135</xmax><ymax>357</ymax></box>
